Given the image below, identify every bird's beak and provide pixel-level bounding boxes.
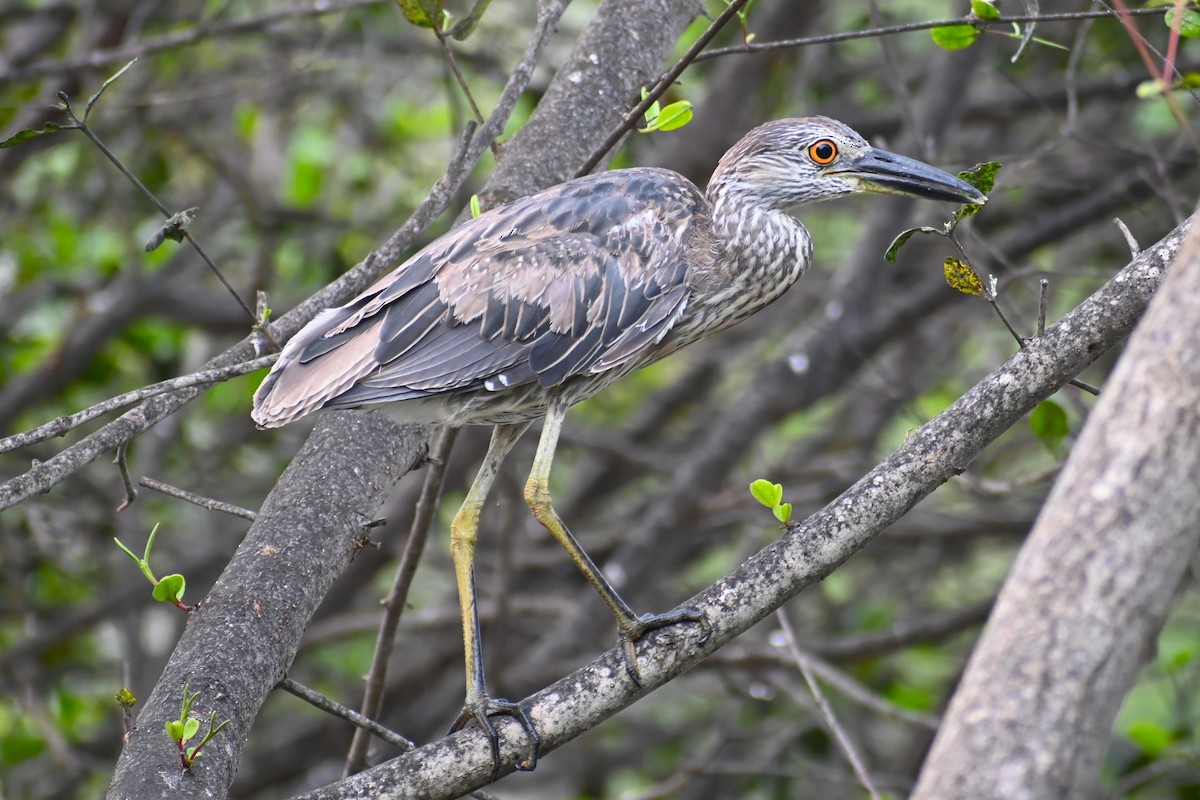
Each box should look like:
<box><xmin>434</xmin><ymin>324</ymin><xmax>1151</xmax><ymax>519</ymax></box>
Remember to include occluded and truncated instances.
<box><xmin>830</xmin><ymin>147</ymin><xmax>987</xmax><ymax>205</ymax></box>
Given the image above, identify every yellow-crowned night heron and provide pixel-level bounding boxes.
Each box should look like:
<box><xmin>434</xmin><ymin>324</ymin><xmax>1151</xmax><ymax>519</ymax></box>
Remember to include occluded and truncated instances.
<box><xmin>252</xmin><ymin>116</ymin><xmax>985</xmax><ymax>772</ymax></box>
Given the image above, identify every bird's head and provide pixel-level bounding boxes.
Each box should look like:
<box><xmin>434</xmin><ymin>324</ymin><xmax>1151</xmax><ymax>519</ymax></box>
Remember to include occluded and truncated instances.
<box><xmin>709</xmin><ymin>116</ymin><xmax>987</xmax><ymax>210</ymax></box>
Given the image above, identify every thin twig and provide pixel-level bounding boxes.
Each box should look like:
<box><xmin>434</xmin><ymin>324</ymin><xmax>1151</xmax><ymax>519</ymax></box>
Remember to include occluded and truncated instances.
<box><xmin>984</xmin><ymin>293</ymin><xmax>1028</xmax><ymax>346</ymax></box>
<box><xmin>1110</xmin><ymin>0</ymin><xmax>1200</xmax><ymax>150</ymax></box>
<box><xmin>1114</xmin><ymin>217</ymin><xmax>1141</xmax><ymax>258</ymax></box>
<box><xmin>776</xmin><ymin>610</ymin><xmax>882</xmax><ymax>800</ymax></box>
<box><xmin>574</xmin><ymin>0</ymin><xmax>754</xmax><ymax>177</ymax></box>
<box><xmin>0</xmin><ymin>356</ymin><xmax>275</xmax><ymax>454</ymax></box>
<box><xmin>344</xmin><ymin>427</ymin><xmax>458</xmax><ymax>776</ymax></box>
<box><xmin>782</xmin><ymin>650</ymin><xmax>940</xmax><ymax>731</ymax></box>
<box><xmin>58</xmin><ymin>93</ymin><xmax>258</xmax><ymax>325</ymax></box>
<box><xmin>718</xmin><ymin>645</ymin><xmax>942</xmax><ymax>730</ymax></box>
<box><xmin>957</xmin><ymin>464</ymin><xmax>1062</xmax><ymax>496</ymax></box>
<box><xmin>113</xmin><ymin>442</ymin><xmax>137</xmax><ymax>512</ymax></box>
<box><xmin>277</xmin><ymin>677</ymin><xmax>415</xmax><ymax>752</ymax></box>
<box><xmin>0</xmin><ymin>0</ymin><xmax>386</xmax><ymax>86</ymax></box>
<box><xmin>432</xmin><ymin>28</ymin><xmax>500</xmax><ymax>160</ymax></box>
<box><xmin>692</xmin><ymin>7</ymin><xmax>1182</xmax><ymax>64</ymax></box>
<box><xmin>120</xmin><ymin>662</ymin><xmax>136</xmax><ymax>743</ymax></box>
<box><xmin>949</xmin><ymin>236</ymin><xmax>1100</xmax><ymax>397</ymax></box>
<box><xmin>139</xmin><ymin>477</ymin><xmax>257</xmax><ymax>521</ymax></box>
<box><xmin>1037</xmin><ymin>279</ymin><xmax>1049</xmax><ymax>337</ymax></box>
<box><xmin>279</xmin><ymin>676</ymin><xmax>504</xmax><ymax>800</ymax></box>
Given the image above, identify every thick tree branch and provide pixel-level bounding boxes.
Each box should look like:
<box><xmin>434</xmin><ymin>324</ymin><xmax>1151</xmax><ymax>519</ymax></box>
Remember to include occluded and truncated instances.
<box><xmin>290</xmin><ymin>218</ymin><xmax>1189</xmax><ymax>800</ymax></box>
<box><xmin>104</xmin><ymin>412</ymin><xmax>428</xmax><ymax>800</ymax></box>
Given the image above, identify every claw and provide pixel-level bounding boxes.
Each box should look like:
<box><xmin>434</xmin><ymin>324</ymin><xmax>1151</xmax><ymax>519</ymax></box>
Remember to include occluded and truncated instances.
<box><xmin>618</xmin><ymin>606</ymin><xmax>712</xmax><ymax>686</ymax></box>
<box><xmin>450</xmin><ymin>695</ymin><xmax>541</xmax><ymax>780</ymax></box>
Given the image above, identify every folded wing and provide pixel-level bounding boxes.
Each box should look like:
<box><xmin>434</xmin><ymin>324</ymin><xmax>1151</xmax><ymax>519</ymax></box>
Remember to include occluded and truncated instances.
<box><xmin>252</xmin><ymin>168</ymin><xmax>705</xmax><ymax>426</ymax></box>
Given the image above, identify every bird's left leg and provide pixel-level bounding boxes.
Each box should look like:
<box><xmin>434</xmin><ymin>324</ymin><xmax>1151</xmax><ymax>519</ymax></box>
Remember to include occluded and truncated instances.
<box><xmin>448</xmin><ymin>421</ymin><xmax>541</xmax><ymax>776</ymax></box>
<box><xmin>524</xmin><ymin>402</ymin><xmax>712</xmax><ymax>687</ymax></box>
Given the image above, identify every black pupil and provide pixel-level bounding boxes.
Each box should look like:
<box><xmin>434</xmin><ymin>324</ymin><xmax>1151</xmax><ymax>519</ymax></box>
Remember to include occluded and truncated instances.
<box><xmin>814</xmin><ymin>142</ymin><xmax>834</xmax><ymax>161</ymax></box>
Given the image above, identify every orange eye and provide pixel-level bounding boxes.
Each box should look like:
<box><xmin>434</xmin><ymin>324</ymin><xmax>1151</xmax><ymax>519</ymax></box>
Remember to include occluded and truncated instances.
<box><xmin>808</xmin><ymin>139</ymin><xmax>838</xmax><ymax>165</ymax></box>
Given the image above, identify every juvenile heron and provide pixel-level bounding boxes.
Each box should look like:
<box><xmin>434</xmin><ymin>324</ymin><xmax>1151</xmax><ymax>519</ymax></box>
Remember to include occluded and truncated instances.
<box><xmin>252</xmin><ymin>116</ymin><xmax>984</xmax><ymax>772</ymax></box>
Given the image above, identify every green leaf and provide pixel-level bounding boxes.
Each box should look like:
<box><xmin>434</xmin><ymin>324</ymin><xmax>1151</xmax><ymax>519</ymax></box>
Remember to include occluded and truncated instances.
<box><xmin>165</xmin><ymin>719</ymin><xmax>185</xmax><ymax>740</ymax></box>
<box><xmin>773</xmin><ymin>503</ymin><xmax>792</xmax><ymax>524</ymax></box>
<box><xmin>113</xmin><ymin>536</ymin><xmax>141</xmax><ymax>565</ymax></box>
<box><xmin>1165</xmin><ymin>645</ymin><xmax>1194</xmax><ymax>672</ymax></box>
<box><xmin>1166</xmin><ymin>8</ymin><xmax>1200</xmax><ymax>38</ymax></box>
<box><xmin>446</xmin><ymin>0</ymin><xmax>493</xmax><ymax>40</ymax></box>
<box><xmin>0</xmin><ymin>123</ymin><xmax>64</xmax><ymax>148</ymax></box>
<box><xmin>1126</xmin><ymin>721</ymin><xmax>1174</xmax><ymax>756</ymax></box>
<box><xmin>643</xmin><ymin>100</ymin><xmax>661</xmax><ymax>126</ymax></box>
<box><xmin>1022</xmin><ymin>34</ymin><xmax>1069</xmax><ymax>53</ymax></box>
<box><xmin>182</xmin><ymin>717</ymin><xmax>201</xmax><ymax>741</ymax></box>
<box><xmin>180</xmin><ymin>685</ymin><xmax>199</xmax><ymax>717</ymax></box>
<box><xmin>1136</xmin><ymin>79</ymin><xmax>1166</xmax><ymax>99</ymax></box>
<box><xmin>954</xmin><ymin>162</ymin><xmax>1001</xmax><ymax>221</ymax></box>
<box><xmin>944</xmin><ymin>258</ymin><xmax>984</xmax><ymax>296</ymax></box>
<box><xmin>395</xmin><ymin>0</ymin><xmax>442</xmax><ymax>28</ymax></box>
<box><xmin>970</xmin><ymin>0</ymin><xmax>1000</xmax><ymax>21</ymax></box>
<box><xmin>1029</xmin><ymin>400</ymin><xmax>1069</xmax><ymax>449</ymax></box>
<box><xmin>884</xmin><ymin>229</ymin><xmax>918</xmax><ymax>263</ymax></box>
<box><xmin>115</xmin><ymin>688</ymin><xmax>138</xmax><ymax>709</ymax></box>
<box><xmin>639</xmin><ymin>87</ymin><xmax>691</xmax><ymax>134</ymax></box>
<box><xmin>153</xmin><ymin>574</ymin><xmax>185</xmax><ymax>604</ymax></box>
<box><xmin>113</xmin><ymin>532</ymin><xmax>159</xmax><ymax>585</ymax></box>
<box><xmin>931</xmin><ymin>24</ymin><xmax>979</xmax><ymax>50</ymax></box>
<box><xmin>749</xmin><ymin>479</ymin><xmax>783</xmax><ymax>508</ymax></box>
<box><xmin>652</xmin><ymin>100</ymin><xmax>693</xmax><ymax>132</ymax></box>
<box><xmin>469</xmin><ymin>194</ymin><xmax>482</xmax><ymax>218</ymax></box>
<box><xmin>884</xmin><ymin>227</ymin><xmax>940</xmax><ymax>262</ymax></box>
<box><xmin>959</xmin><ymin>161</ymin><xmax>1001</xmax><ymax>196</ymax></box>
<box><xmin>144</xmin><ymin>207</ymin><xmax>199</xmax><ymax>252</ymax></box>
<box><xmin>286</xmin><ymin>160</ymin><xmax>324</xmax><ymax>207</ymax></box>
<box><xmin>86</xmin><ymin>58</ymin><xmax>138</xmax><ymax>114</ymax></box>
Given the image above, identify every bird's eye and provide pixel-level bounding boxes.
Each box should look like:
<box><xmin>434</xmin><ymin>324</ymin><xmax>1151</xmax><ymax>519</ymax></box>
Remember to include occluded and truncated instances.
<box><xmin>807</xmin><ymin>139</ymin><xmax>838</xmax><ymax>165</ymax></box>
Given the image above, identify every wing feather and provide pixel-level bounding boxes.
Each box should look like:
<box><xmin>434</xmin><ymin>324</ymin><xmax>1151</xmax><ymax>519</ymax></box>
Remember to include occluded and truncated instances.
<box><xmin>252</xmin><ymin>168</ymin><xmax>707</xmax><ymax>426</ymax></box>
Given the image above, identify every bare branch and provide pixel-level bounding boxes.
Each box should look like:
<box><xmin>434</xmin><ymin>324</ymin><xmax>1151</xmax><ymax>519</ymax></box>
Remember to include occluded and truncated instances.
<box><xmin>138</xmin><ymin>477</ymin><xmax>257</xmax><ymax>521</ymax></box>
<box><xmin>278</xmin><ymin>677</ymin><xmax>416</xmax><ymax>753</ymax></box>
<box><xmin>0</xmin><ymin>356</ymin><xmax>274</xmax><ymax>455</ymax></box>
<box><xmin>776</xmin><ymin>610</ymin><xmax>882</xmax><ymax>800</ymax></box>
<box><xmin>344</xmin><ymin>428</ymin><xmax>458</xmax><ymax>776</ymax></box>
<box><xmin>0</xmin><ymin>0</ymin><xmax>387</xmax><ymax>86</ymax></box>
<box><xmin>692</xmin><ymin>7</ymin><xmax>1180</xmax><ymax>64</ymax></box>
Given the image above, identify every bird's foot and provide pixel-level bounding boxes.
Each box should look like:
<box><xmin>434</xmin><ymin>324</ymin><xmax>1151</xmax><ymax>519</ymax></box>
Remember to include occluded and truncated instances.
<box><xmin>450</xmin><ymin>693</ymin><xmax>541</xmax><ymax>780</ymax></box>
<box><xmin>618</xmin><ymin>606</ymin><xmax>712</xmax><ymax>687</ymax></box>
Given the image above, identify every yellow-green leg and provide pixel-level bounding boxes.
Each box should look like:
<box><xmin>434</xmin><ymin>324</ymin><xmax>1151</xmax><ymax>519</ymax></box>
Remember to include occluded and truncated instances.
<box><xmin>524</xmin><ymin>402</ymin><xmax>712</xmax><ymax>685</ymax></box>
<box><xmin>448</xmin><ymin>421</ymin><xmax>540</xmax><ymax>776</ymax></box>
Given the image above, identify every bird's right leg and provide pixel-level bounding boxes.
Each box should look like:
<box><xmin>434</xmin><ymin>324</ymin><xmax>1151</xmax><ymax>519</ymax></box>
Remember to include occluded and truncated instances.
<box><xmin>448</xmin><ymin>421</ymin><xmax>540</xmax><ymax>778</ymax></box>
<box><xmin>524</xmin><ymin>402</ymin><xmax>712</xmax><ymax>686</ymax></box>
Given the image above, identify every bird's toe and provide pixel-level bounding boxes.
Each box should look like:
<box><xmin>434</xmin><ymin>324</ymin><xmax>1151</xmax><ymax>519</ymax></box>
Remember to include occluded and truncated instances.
<box><xmin>450</xmin><ymin>694</ymin><xmax>541</xmax><ymax>779</ymax></box>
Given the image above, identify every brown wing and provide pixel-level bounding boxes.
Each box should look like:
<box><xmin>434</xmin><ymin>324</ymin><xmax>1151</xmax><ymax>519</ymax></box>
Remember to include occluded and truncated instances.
<box><xmin>252</xmin><ymin>168</ymin><xmax>704</xmax><ymax>426</ymax></box>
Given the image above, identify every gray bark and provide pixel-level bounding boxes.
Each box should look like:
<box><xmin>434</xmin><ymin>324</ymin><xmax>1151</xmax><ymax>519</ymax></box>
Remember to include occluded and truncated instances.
<box><xmin>105</xmin><ymin>412</ymin><xmax>427</xmax><ymax>799</ymax></box>
<box><xmin>912</xmin><ymin>214</ymin><xmax>1200</xmax><ymax>799</ymax></box>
